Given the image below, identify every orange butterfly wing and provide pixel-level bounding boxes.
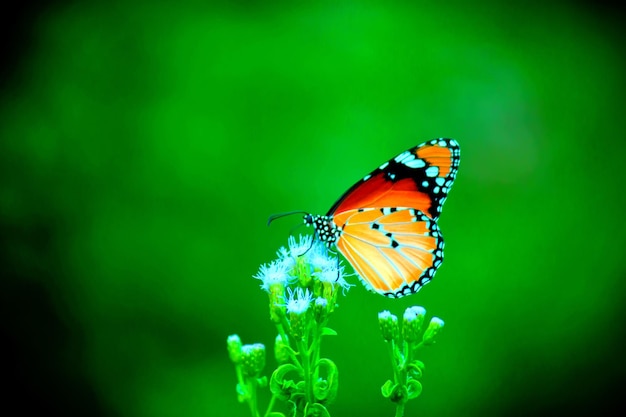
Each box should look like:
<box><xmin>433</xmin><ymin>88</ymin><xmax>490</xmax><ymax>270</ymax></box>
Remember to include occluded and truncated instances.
<box><xmin>328</xmin><ymin>139</ymin><xmax>460</xmax><ymax>221</ymax></box>
<box><xmin>333</xmin><ymin>208</ymin><xmax>443</xmax><ymax>297</ymax></box>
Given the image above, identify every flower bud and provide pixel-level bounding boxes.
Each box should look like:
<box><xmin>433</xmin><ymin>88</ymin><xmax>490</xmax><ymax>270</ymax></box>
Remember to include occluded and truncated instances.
<box><xmin>314</xmin><ymin>297</ymin><xmax>328</xmax><ymax>323</ymax></box>
<box><xmin>241</xmin><ymin>343</ymin><xmax>266</xmax><ymax>377</ymax></box>
<box><xmin>289</xmin><ymin>310</ymin><xmax>307</xmax><ymax>340</ymax></box>
<box><xmin>226</xmin><ymin>334</ymin><xmax>243</xmax><ymax>364</ymax></box>
<box><xmin>378</xmin><ymin>310</ymin><xmax>399</xmax><ymax>342</ymax></box>
<box><xmin>274</xmin><ymin>334</ymin><xmax>290</xmax><ymax>364</ymax></box>
<box><xmin>402</xmin><ymin>306</ymin><xmax>426</xmax><ymax>343</ymax></box>
<box><xmin>422</xmin><ymin>317</ymin><xmax>444</xmax><ymax>345</ymax></box>
<box><xmin>269</xmin><ymin>283</ymin><xmax>286</xmax><ymax>323</ymax></box>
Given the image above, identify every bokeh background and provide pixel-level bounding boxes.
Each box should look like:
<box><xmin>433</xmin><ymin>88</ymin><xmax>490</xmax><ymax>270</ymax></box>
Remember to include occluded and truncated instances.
<box><xmin>2</xmin><ymin>1</ymin><xmax>624</xmax><ymax>416</ymax></box>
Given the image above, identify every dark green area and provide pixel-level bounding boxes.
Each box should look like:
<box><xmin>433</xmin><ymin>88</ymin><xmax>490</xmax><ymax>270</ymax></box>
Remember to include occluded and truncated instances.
<box><xmin>2</xmin><ymin>1</ymin><xmax>624</xmax><ymax>416</ymax></box>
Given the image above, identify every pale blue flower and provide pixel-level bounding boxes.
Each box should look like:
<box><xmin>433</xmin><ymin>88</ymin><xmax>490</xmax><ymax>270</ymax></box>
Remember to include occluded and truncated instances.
<box><xmin>254</xmin><ymin>260</ymin><xmax>291</xmax><ymax>292</ymax></box>
<box><xmin>307</xmin><ymin>242</ymin><xmax>336</xmax><ymax>271</ymax></box>
<box><xmin>288</xmin><ymin>235</ymin><xmax>313</xmax><ymax>258</ymax></box>
<box><xmin>285</xmin><ymin>287</ymin><xmax>313</xmax><ymax>314</ymax></box>
<box><xmin>314</xmin><ymin>263</ymin><xmax>353</xmax><ymax>293</ymax></box>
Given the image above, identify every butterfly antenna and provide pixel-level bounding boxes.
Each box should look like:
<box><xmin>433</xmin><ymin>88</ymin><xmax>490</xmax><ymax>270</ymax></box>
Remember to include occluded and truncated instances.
<box><xmin>267</xmin><ymin>210</ymin><xmax>308</xmax><ymax>226</ymax></box>
<box><xmin>288</xmin><ymin>222</ymin><xmax>306</xmax><ymax>236</ymax></box>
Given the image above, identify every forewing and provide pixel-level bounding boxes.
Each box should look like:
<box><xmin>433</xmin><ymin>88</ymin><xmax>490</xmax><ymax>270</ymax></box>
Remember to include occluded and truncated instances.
<box><xmin>327</xmin><ymin>139</ymin><xmax>460</xmax><ymax>220</ymax></box>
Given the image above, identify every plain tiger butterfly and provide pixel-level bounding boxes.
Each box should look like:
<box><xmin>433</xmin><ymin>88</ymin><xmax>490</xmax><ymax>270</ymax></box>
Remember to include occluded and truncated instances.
<box><xmin>304</xmin><ymin>139</ymin><xmax>460</xmax><ymax>298</ymax></box>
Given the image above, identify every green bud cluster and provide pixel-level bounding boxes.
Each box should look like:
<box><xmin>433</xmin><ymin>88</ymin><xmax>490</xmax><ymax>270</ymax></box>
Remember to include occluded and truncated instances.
<box><xmin>379</xmin><ymin>306</ymin><xmax>445</xmax><ymax>415</ymax></box>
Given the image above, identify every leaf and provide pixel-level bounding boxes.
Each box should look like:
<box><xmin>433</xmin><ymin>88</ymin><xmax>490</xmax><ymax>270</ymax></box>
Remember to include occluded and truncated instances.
<box><xmin>406</xmin><ymin>379</ymin><xmax>423</xmax><ymax>400</ymax></box>
<box><xmin>320</xmin><ymin>327</ymin><xmax>338</xmax><ymax>337</ymax></box>
<box><xmin>406</xmin><ymin>361</ymin><xmax>424</xmax><ymax>379</ymax></box>
<box><xmin>381</xmin><ymin>380</ymin><xmax>397</xmax><ymax>398</ymax></box>
<box><xmin>270</xmin><ymin>364</ymin><xmax>303</xmax><ymax>401</ymax></box>
<box><xmin>313</xmin><ymin>358</ymin><xmax>339</xmax><ymax>403</ymax></box>
<box><xmin>305</xmin><ymin>403</ymin><xmax>331</xmax><ymax>417</ymax></box>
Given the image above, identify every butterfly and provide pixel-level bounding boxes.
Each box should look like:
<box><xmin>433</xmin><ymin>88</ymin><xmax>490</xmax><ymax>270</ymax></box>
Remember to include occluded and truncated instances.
<box><xmin>304</xmin><ymin>139</ymin><xmax>460</xmax><ymax>298</ymax></box>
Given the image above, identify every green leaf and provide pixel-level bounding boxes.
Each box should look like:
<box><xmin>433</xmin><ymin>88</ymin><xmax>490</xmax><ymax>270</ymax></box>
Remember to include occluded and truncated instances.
<box><xmin>270</xmin><ymin>364</ymin><xmax>303</xmax><ymax>401</ymax></box>
<box><xmin>313</xmin><ymin>358</ymin><xmax>338</xmax><ymax>403</ymax></box>
<box><xmin>381</xmin><ymin>380</ymin><xmax>397</xmax><ymax>398</ymax></box>
<box><xmin>406</xmin><ymin>379</ymin><xmax>423</xmax><ymax>400</ymax></box>
<box><xmin>305</xmin><ymin>403</ymin><xmax>331</xmax><ymax>417</ymax></box>
<box><xmin>320</xmin><ymin>327</ymin><xmax>338</xmax><ymax>337</ymax></box>
<box><xmin>266</xmin><ymin>413</ymin><xmax>286</xmax><ymax>417</ymax></box>
<box><xmin>273</xmin><ymin>363</ymin><xmax>301</xmax><ymax>380</ymax></box>
<box><xmin>382</xmin><ymin>380</ymin><xmax>408</xmax><ymax>404</ymax></box>
<box><xmin>406</xmin><ymin>361</ymin><xmax>424</xmax><ymax>379</ymax></box>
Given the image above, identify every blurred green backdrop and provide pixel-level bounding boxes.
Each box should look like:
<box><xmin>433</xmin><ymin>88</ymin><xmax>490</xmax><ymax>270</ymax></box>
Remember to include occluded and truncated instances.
<box><xmin>1</xmin><ymin>1</ymin><xmax>624</xmax><ymax>416</ymax></box>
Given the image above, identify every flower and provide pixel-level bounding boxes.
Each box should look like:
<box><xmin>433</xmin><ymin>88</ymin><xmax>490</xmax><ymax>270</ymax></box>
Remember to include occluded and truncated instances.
<box><xmin>307</xmin><ymin>242</ymin><xmax>336</xmax><ymax>271</ymax></box>
<box><xmin>285</xmin><ymin>287</ymin><xmax>313</xmax><ymax>314</ymax></box>
<box><xmin>314</xmin><ymin>263</ymin><xmax>353</xmax><ymax>295</ymax></box>
<box><xmin>288</xmin><ymin>235</ymin><xmax>313</xmax><ymax>258</ymax></box>
<box><xmin>254</xmin><ymin>260</ymin><xmax>291</xmax><ymax>292</ymax></box>
<box><xmin>315</xmin><ymin>296</ymin><xmax>328</xmax><ymax>309</ymax></box>
<box><xmin>286</xmin><ymin>287</ymin><xmax>313</xmax><ymax>340</ymax></box>
<box><xmin>275</xmin><ymin>246</ymin><xmax>296</xmax><ymax>270</ymax></box>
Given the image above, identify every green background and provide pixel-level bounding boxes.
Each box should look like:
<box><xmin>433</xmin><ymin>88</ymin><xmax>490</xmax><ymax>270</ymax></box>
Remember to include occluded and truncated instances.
<box><xmin>2</xmin><ymin>1</ymin><xmax>624</xmax><ymax>416</ymax></box>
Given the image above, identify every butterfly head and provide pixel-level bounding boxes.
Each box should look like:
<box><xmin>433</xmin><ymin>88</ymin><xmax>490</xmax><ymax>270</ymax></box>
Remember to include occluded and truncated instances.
<box><xmin>304</xmin><ymin>214</ymin><xmax>341</xmax><ymax>248</ymax></box>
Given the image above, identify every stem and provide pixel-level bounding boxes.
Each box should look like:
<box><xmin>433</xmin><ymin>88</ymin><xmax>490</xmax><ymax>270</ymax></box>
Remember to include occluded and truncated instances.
<box><xmin>277</xmin><ymin>317</ymin><xmax>303</xmax><ymax>369</ymax></box>
<box><xmin>247</xmin><ymin>378</ymin><xmax>261</xmax><ymax>417</ymax></box>
<box><xmin>311</xmin><ymin>320</ymin><xmax>322</xmax><ymax>382</ymax></box>
<box><xmin>297</xmin><ymin>338</ymin><xmax>314</xmax><ymax>405</ymax></box>
<box><xmin>394</xmin><ymin>403</ymin><xmax>405</xmax><ymax>417</ymax></box>
<box><xmin>386</xmin><ymin>341</ymin><xmax>400</xmax><ymax>384</ymax></box>
<box><xmin>264</xmin><ymin>393</ymin><xmax>278</xmax><ymax>417</ymax></box>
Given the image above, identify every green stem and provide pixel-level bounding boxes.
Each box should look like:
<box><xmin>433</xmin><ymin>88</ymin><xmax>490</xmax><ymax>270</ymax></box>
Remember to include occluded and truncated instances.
<box><xmin>398</xmin><ymin>341</ymin><xmax>408</xmax><ymax>407</ymax></box>
<box><xmin>264</xmin><ymin>393</ymin><xmax>278</xmax><ymax>417</ymax></box>
<box><xmin>412</xmin><ymin>340</ymin><xmax>425</xmax><ymax>352</ymax></box>
<box><xmin>297</xmin><ymin>338</ymin><xmax>314</xmax><ymax>405</ymax></box>
<box><xmin>311</xmin><ymin>320</ymin><xmax>322</xmax><ymax>382</ymax></box>
<box><xmin>247</xmin><ymin>378</ymin><xmax>261</xmax><ymax>417</ymax></box>
<box><xmin>394</xmin><ymin>403</ymin><xmax>405</xmax><ymax>417</ymax></box>
<box><xmin>386</xmin><ymin>340</ymin><xmax>400</xmax><ymax>384</ymax></box>
<box><xmin>277</xmin><ymin>317</ymin><xmax>303</xmax><ymax>369</ymax></box>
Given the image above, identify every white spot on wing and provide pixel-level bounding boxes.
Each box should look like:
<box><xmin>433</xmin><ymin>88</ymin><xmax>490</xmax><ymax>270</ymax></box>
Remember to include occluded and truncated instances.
<box><xmin>425</xmin><ymin>166</ymin><xmax>439</xmax><ymax>177</ymax></box>
<box><xmin>394</xmin><ymin>151</ymin><xmax>410</xmax><ymax>163</ymax></box>
<box><xmin>405</xmin><ymin>158</ymin><xmax>426</xmax><ymax>168</ymax></box>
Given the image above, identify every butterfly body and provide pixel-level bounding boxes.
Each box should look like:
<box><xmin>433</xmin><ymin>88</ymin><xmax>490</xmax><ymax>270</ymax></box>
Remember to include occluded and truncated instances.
<box><xmin>305</xmin><ymin>139</ymin><xmax>460</xmax><ymax>298</ymax></box>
